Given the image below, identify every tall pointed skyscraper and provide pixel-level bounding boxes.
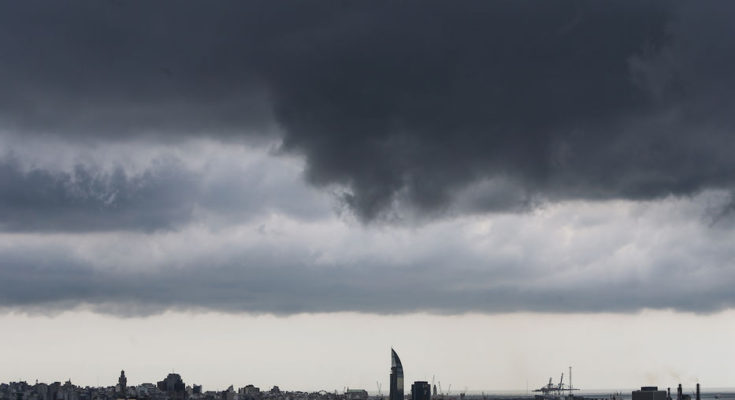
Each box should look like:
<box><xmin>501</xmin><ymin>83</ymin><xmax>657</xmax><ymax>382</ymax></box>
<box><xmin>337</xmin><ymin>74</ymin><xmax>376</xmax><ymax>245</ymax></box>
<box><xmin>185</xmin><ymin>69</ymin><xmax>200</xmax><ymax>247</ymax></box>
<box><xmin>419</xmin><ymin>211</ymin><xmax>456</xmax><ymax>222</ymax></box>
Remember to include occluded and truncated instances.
<box><xmin>390</xmin><ymin>349</ymin><xmax>404</xmax><ymax>400</ymax></box>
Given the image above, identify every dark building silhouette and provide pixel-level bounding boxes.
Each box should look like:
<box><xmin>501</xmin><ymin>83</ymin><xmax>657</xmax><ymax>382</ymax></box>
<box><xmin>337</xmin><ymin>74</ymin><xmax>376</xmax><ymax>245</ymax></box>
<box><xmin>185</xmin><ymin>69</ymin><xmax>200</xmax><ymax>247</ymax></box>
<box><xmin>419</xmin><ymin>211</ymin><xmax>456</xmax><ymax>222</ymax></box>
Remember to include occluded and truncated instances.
<box><xmin>239</xmin><ymin>384</ymin><xmax>260</xmax><ymax>400</ymax></box>
<box><xmin>411</xmin><ymin>382</ymin><xmax>431</xmax><ymax>400</ymax></box>
<box><xmin>118</xmin><ymin>371</ymin><xmax>127</xmax><ymax>397</ymax></box>
<box><xmin>223</xmin><ymin>385</ymin><xmax>235</xmax><ymax>400</ymax></box>
<box><xmin>157</xmin><ymin>374</ymin><xmax>186</xmax><ymax>400</ymax></box>
<box><xmin>346</xmin><ymin>389</ymin><xmax>369</xmax><ymax>400</ymax></box>
<box><xmin>390</xmin><ymin>349</ymin><xmax>404</xmax><ymax>400</ymax></box>
<box><xmin>633</xmin><ymin>387</ymin><xmax>667</xmax><ymax>400</ymax></box>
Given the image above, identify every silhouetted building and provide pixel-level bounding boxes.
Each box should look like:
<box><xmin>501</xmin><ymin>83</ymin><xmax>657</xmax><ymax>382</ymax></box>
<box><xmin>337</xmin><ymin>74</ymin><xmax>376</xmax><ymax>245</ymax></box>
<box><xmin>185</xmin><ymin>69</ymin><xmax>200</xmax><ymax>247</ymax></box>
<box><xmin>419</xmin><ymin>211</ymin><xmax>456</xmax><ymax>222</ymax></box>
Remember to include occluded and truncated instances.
<box><xmin>157</xmin><ymin>374</ymin><xmax>186</xmax><ymax>400</ymax></box>
<box><xmin>633</xmin><ymin>387</ymin><xmax>666</xmax><ymax>400</ymax></box>
<box><xmin>118</xmin><ymin>371</ymin><xmax>128</xmax><ymax>397</ymax></box>
<box><xmin>345</xmin><ymin>390</ymin><xmax>368</xmax><ymax>400</ymax></box>
<box><xmin>389</xmin><ymin>349</ymin><xmax>404</xmax><ymax>400</ymax></box>
<box><xmin>673</xmin><ymin>385</ymin><xmax>691</xmax><ymax>400</ymax></box>
<box><xmin>239</xmin><ymin>385</ymin><xmax>259</xmax><ymax>400</ymax></box>
<box><xmin>411</xmin><ymin>382</ymin><xmax>430</xmax><ymax>400</ymax></box>
<box><xmin>222</xmin><ymin>386</ymin><xmax>235</xmax><ymax>400</ymax></box>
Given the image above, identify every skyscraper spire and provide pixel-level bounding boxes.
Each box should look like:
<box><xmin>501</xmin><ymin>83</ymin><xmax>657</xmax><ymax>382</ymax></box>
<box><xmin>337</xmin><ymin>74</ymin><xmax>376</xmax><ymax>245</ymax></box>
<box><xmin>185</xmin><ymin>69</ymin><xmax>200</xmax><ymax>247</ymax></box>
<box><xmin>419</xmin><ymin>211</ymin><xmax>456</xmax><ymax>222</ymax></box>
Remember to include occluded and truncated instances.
<box><xmin>390</xmin><ymin>349</ymin><xmax>404</xmax><ymax>400</ymax></box>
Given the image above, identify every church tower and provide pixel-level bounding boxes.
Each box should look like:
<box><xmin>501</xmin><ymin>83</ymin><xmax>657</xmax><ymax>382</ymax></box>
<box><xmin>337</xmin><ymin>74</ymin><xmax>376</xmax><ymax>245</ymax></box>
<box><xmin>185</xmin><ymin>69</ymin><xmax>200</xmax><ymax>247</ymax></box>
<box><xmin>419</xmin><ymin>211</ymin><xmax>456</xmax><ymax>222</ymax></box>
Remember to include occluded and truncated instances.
<box><xmin>118</xmin><ymin>370</ymin><xmax>127</xmax><ymax>397</ymax></box>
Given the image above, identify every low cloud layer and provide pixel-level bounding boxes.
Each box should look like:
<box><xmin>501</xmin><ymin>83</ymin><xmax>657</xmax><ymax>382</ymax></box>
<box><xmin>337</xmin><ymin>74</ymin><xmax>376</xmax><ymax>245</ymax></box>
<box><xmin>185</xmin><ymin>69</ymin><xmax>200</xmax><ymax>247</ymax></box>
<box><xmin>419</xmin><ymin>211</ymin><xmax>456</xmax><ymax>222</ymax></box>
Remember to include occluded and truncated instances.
<box><xmin>2</xmin><ymin>192</ymin><xmax>735</xmax><ymax>316</ymax></box>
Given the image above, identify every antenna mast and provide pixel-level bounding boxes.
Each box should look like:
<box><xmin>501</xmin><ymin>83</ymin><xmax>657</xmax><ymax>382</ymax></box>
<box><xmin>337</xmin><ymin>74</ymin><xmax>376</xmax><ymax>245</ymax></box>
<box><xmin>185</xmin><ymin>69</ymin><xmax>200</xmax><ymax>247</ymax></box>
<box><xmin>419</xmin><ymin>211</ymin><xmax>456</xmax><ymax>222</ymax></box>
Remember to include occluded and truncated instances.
<box><xmin>569</xmin><ymin>366</ymin><xmax>572</xmax><ymax>397</ymax></box>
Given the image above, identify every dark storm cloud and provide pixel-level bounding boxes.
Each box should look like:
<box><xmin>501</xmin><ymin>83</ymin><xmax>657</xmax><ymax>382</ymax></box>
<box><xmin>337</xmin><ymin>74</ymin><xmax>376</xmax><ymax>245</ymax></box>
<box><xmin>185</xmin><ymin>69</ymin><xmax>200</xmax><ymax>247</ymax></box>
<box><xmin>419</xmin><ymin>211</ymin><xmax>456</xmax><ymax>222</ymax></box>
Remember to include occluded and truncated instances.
<box><xmin>0</xmin><ymin>1</ymin><xmax>274</xmax><ymax>138</ymax></box>
<box><xmin>3</xmin><ymin>1</ymin><xmax>735</xmax><ymax>221</ymax></box>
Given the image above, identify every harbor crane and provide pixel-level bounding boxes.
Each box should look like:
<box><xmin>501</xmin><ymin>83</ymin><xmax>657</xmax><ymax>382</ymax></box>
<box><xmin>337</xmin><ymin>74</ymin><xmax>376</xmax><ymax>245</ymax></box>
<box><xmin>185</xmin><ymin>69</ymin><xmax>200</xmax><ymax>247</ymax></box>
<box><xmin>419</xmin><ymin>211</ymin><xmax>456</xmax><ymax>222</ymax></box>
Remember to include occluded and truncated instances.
<box><xmin>533</xmin><ymin>367</ymin><xmax>579</xmax><ymax>398</ymax></box>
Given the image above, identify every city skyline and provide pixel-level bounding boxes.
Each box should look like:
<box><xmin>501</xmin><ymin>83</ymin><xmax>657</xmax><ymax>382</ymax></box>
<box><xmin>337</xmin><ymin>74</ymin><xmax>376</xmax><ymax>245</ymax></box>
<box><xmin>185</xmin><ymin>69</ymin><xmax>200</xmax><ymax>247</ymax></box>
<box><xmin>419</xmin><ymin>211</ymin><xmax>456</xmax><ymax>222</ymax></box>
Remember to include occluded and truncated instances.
<box><xmin>2</xmin><ymin>0</ymin><xmax>735</xmax><ymax>392</ymax></box>
<box><xmin>0</xmin><ymin>347</ymin><xmax>724</xmax><ymax>394</ymax></box>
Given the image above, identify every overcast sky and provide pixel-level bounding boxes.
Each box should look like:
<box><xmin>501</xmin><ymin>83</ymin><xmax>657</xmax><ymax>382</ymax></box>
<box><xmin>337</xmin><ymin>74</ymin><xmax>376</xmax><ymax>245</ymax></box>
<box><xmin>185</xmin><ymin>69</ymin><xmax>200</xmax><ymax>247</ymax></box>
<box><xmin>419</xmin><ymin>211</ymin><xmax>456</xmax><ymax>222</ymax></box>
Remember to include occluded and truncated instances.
<box><xmin>2</xmin><ymin>0</ymin><xmax>735</xmax><ymax>391</ymax></box>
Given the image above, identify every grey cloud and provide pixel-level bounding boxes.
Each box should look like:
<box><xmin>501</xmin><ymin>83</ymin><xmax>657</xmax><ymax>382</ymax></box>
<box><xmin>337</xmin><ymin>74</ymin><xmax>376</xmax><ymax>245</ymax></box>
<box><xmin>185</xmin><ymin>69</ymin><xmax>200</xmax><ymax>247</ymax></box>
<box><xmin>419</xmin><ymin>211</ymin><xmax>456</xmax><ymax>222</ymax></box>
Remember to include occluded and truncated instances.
<box><xmin>1</xmin><ymin>190</ymin><xmax>734</xmax><ymax>316</ymax></box>
<box><xmin>2</xmin><ymin>1</ymin><xmax>735</xmax><ymax>222</ymax></box>
<box><xmin>0</xmin><ymin>158</ymin><xmax>198</xmax><ymax>231</ymax></box>
<box><xmin>0</xmin><ymin>154</ymin><xmax>330</xmax><ymax>232</ymax></box>
<box><xmin>6</xmin><ymin>1</ymin><xmax>735</xmax><ymax>318</ymax></box>
<box><xmin>1</xmin><ymin>237</ymin><xmax>734</xmax><ymax>316</ymax></box>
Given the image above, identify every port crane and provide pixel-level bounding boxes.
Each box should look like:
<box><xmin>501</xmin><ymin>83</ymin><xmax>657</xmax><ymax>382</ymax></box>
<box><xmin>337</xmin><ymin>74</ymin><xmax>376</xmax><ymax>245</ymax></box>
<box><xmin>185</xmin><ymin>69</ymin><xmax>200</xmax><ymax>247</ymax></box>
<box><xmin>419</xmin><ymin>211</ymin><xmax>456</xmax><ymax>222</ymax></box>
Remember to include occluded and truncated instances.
<box><xmin>533</xmin><ymin>368</ymin><xmax>579</xmax><ymax>398</ymax></box>
<box><xmin>534</xmin><ymin>377</ymin><xmax>558</xmax><ymax>395</ymax></box>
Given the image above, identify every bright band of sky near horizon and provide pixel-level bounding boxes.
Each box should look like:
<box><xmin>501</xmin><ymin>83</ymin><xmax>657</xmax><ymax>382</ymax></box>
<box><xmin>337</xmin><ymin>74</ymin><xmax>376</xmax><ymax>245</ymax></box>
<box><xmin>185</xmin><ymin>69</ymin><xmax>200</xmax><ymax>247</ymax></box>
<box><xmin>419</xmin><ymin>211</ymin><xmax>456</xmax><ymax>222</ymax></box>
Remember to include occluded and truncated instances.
<box><xmin>1</xmin><ymin>311</ymin><xmax>733</xmax><ymax>392</ymax></box>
